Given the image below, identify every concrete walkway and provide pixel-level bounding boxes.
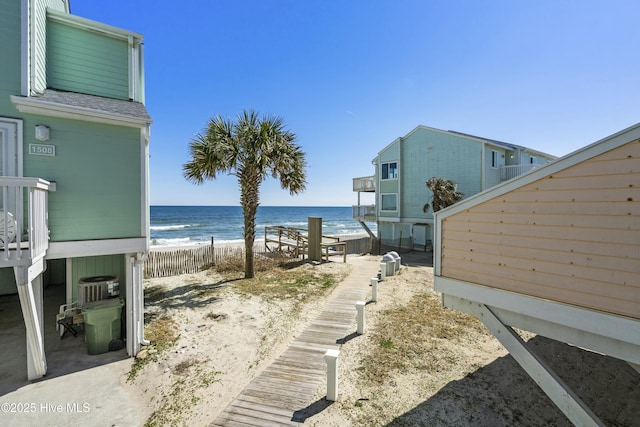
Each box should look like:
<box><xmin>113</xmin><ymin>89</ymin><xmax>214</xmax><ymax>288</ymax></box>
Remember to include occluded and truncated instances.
<box><xmin>210</xmin><ymin>255</ymin><xmax>380</xmax><ymax>426</ymax></box>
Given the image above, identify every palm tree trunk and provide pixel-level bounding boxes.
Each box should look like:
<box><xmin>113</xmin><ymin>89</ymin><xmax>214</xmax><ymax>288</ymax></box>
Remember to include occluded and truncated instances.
<box><xmin>240</xmin><ymin>172</ymin><xmax>259</xmax><ymax>279</ymax></box>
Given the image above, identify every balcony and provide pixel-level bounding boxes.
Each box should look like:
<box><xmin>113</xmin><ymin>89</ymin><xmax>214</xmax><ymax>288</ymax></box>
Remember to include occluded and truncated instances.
<box><xmin>45</xmin><ymin>9</ymin><xmax>145</xmax><ymax>103</ymax></box>
<box><xmin>1</xmin><ymin>177</ymin><xmax>55</xmax><ymax>269</ymax></box>
<box><xmin>352</xmin><ymin>205</ymin><xmax>376</xmax><ymax>222</ymax></box>
<box><xmin>500</xmin><ymin>164</ymin><xmax>542</xmax><ymax>181</ymax></box>
<box><xmin>353</xmin><ymin>176</ymin><xmax>376</xmax><ymax>192</ymax></box>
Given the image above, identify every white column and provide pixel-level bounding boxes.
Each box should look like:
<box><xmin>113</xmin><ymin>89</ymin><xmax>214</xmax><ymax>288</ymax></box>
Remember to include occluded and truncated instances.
<box><xmin>370</xmin><ymin>277</ymin><xmax>378</xmax><ymax>302</ymax></box>
<box><xmin>14</xmin><ymin>267</ymin><xmax>47</xmax><ymax>380</ymax></box>
<box><xmin>324</xmin><ymin>349</ymin><xmax>340</xmax><ymax>401</ymax></box>
<box><xmin>126</xmin><ymin>254</ymin><xmax>135</xmax><ymax>356</ymax></box>
<box><xmin>380</xmin><ymin>262</ymin><xmax>386</xmax><ymax>280</ymax></box>
<box><xmin>356</xmin><ymin>301</ymin><xmax>366</xmax><ymax>335</ymax></box>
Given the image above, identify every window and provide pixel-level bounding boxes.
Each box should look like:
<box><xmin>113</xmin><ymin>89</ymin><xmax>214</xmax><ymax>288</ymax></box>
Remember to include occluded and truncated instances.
<box><xmin>381</xmin><ymin>162</ymin><xmax>398</xmax><ymax>180</ymax></box>
<box><xmin>381</xmin><ymin>194</ymin><xmax>397</xmax><ymax>211</ymax></box>
<box><xmin>530</xmin><ymin>156</ymin><xmax>537</xmax><ymax>164</ymax></box>
<box><xmin>491</xmin><ymin>150</ymin><xmax>499</xmax><ymax>168</ymax></box>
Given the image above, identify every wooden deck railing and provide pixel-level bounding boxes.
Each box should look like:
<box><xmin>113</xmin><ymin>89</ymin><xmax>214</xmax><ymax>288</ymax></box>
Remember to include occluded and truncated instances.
<box><xmin>0</xmin><ymin>177</ymin><xmax>55</xmax><ymax>267</ymax></box>
<box><xmin>352</xmin><ymin>204</ymin><xmax>376</xmax><ymax>221</ymax></box>
<box><xmin>353</xmin><ymin>176</ymin><xmax>375</xmax><ymax>192</ymax></box>
<box><xmin>145</xmin><ymin>236</ymin><xmax>373</xmax><ymax>278</ymax></box>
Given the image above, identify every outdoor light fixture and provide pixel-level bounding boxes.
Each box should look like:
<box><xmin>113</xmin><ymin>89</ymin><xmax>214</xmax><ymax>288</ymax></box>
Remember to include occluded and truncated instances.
<box><xmin>35</xmin><ymin>125</ymin><xmax>50</xmax><ymax>141</ymax></box>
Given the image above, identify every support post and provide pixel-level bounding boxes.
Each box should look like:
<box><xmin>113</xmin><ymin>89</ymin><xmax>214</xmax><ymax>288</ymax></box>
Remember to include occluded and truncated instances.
<box><xmin>308</xmin><ymin>217</ymin><xmax>322</xmax><ymax>262</ymax></box>
<box><xmin>477</xmin><ymin>303</ymin><xmax>605</xmax><ymax>427</ymax></box>
<box><xmin>324</xmin><ymin>349</ymin><xmax>340</xmax><ymax>401</ymax></box>
<box><xmin>14</xmin><ymin>267</ymin><xmax>47</xmax><ymax>380</ymax></box>
<box><xmin>356</xmin><ymin>301</ymin><xmax>366</xmax><ymax>335</ymax></box>
<box><xmin>380</xmin><ymin>262</ymin><xmax>386</xmax><ymax>280</ymax></box>
<box><xmin>370</xmin><ymin>277</ymin><xmax>378</xmax><ymax>302</ymax></box>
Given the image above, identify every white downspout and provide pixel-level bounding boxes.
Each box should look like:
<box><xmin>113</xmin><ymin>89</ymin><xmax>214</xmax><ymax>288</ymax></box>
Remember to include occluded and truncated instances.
<box><xmin>126</xmin><ymin>253</ymin><xmax>149</xmax><ymax>357</ymax></box>
<box><xmin>481</xmin><ymin>142</ymin><xmax>486</xmax><ymax>191</ymax></box>
<box><xmin>137</xmin><ymin>252</ymin><xmax>149</xmax><ymax>346</ymax></box>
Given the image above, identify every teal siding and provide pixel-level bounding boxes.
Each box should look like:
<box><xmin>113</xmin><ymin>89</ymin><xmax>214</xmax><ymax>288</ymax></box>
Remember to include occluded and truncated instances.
<box><xmin>33</xmin><ymin>1</ymin><xmax>69</xmax><ymax>92</ymax></box>
<box><xmin>378</xmin><ymin>222</ymin><xmax>411</xmax><ymax>246</ymax></box>
<box><xmin>0</xmin><ymin>0</ymin><xmax>22</xmax><ymax>109</ymax></box>
<box><xmin>402</xmin><ymin>128</ymin><xmax>483</xmax><ymax>217</ymax></box>
<box><xmin>46</xmin><ymin>19</ymin><xmax>129</xmax><ymax>99</ymax></box>
<box><xmin>377</xmin><ymin>141</ymin><xmax>400</xmax><ymax>218</ymax></box>
<box><xmin>378</xmin><ymin>142</ymin><xmax>399</xmax><ymax>163</ymax></box>
<box><xmin>484</xmin><ymin>145</ymin><xmax>504</xmax><ymax>189</ymax></box>
<box><xmin>23</xmin><ymin>117</ymin><xmax>143</xmax><ymax>241</ymax></box>
<box><xmin>71</xmin><ymin>255</ymin><xmax>125</xmax><ymax>301</ymax></box>
<box><xmin>44</xmin><ymin>258</ymin><xmax>66</xmax><ymax>285</ymax></box>
<box><xmin>0</xmin><ymin>259</ymin><xmax>66</xmax><ymax>295</ymax></box>
<box><xmin>0</xmin><ymin>268</ymin><xmax>16</xmax><ymax>294</ymax></box>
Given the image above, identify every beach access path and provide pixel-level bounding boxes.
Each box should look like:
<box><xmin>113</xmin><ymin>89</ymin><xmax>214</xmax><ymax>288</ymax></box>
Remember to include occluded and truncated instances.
<box><xmin>210</xmin><ymin>254</ymin><xmax>381</xmax><ymax>426</ymax></box>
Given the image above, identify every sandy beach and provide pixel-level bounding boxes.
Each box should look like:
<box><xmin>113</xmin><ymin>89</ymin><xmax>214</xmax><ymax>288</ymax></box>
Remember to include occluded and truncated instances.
<box><xmin>126</xmin><ymin>251</ymin><xmax>639</xmax><ymax>426</ymax></box>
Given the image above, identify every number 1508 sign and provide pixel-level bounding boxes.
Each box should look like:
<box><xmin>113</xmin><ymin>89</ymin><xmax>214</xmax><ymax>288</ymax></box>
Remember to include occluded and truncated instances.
<box><xmin>29</xmin><ymin>144</ymin><xmax>56</xmax><ymax>156</ymax></box>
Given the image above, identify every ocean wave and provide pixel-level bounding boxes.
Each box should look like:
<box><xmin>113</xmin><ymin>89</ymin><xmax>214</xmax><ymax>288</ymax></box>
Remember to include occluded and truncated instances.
<box><xmin>150</xmin><ymin>224</ymin><xmax>190</xmax><ymax>231</ymax></box>
<box><xmin>151</xmin><ymin>237</ymin><xmax>267</xmax><ymax>248</ymax></box>
<box><xmin>151</xmin><ymin>237</ymin><xmax>201</xmax><ymax>247</ymax></box>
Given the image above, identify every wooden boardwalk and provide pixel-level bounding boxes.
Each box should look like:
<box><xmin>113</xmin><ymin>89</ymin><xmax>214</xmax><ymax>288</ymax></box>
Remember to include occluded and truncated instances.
<box><xmin>210</xmin><ymin>256</ymin><xmax>379</xmax><ymax>426</ymax></box>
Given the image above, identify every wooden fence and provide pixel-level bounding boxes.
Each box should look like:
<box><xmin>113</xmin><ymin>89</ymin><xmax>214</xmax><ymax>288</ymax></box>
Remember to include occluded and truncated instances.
<box><xmin>144</xmin><ymin>236</ymin><xmax>373</xmax><ymax>279</ymax></box>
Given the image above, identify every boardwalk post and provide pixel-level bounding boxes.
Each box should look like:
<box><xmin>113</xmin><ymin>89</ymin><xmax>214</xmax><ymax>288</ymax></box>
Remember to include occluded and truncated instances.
<box><xmin>308</xmin><ymin>217</ymin><xmax>322</xmax><ymax>262</ymax></box>
<box><xmin>324</xmin><ymin>349</ymin><xmax>340</xmax><ymax>401</ymax></box>
<box><xmin>380</xmin><ymin>262</ymin><xmax>387</xmax><ymax>280</ymax></box>
<box><xmin>356</xmin><ymin>301</ymin><xmax>366</xmax><ymax>335</ymax></box>
<box><xmin>370</xmin><ymin>277</ymin><xmax>378</xmax><ymax>302</ymax></box>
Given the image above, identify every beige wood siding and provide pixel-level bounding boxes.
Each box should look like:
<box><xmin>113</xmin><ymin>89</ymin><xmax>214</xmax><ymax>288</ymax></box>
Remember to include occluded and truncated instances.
<box><xmin>440</xmin><ymin>140</ymin><xmax>640</xmax><ymax>319</ymax></box>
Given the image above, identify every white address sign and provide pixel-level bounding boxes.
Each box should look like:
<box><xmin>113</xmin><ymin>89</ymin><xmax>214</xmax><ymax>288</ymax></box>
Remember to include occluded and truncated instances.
<box><xmin>29</xmin><ymin>143</ymin><xmax>56</xmax><ymax>156</ymax></box>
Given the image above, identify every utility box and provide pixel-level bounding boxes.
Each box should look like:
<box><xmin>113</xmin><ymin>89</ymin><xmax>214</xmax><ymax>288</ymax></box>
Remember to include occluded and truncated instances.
<box><xmin>82</xmin><ymin>298</ymin><xmax>124</xmax><ymax>355</ymax></box>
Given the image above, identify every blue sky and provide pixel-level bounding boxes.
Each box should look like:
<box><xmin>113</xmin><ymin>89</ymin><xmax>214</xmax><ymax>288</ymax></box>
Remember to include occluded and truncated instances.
<box><xmin>73</xmin><ymin>1</ymin><xmax>639</xmax><ymax>207</ymax></box>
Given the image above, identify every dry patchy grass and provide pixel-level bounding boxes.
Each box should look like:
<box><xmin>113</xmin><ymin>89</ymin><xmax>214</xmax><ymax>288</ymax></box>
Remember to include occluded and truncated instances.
<box><xmin>128</xmin><ymin>315</ymin><xmax>180</xmax><ymax>381</ymax></box>
<box><xmin>359</xmin><ymin>291</ymin><xmax>488</xmax><ymax>385</ymax></box>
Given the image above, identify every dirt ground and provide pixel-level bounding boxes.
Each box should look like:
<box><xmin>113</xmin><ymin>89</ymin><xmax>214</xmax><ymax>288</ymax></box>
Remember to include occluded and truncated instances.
<box><xmin>128</xmin><ymin>253</ymin><xmax>640</xmax><ymax>426</ymax></box>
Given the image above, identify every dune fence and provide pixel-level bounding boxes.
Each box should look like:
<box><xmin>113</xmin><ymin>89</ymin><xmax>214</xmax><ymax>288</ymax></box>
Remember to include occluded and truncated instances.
<box><xmin>144</xmin><ymin>236</ymin><xmax>373</xmax><ymax>279</ymax></box>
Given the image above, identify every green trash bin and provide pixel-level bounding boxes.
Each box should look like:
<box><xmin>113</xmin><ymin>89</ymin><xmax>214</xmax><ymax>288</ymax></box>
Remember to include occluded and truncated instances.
<box><xmin>82</xmin><ymin>298</ymin><xmax>124</xmax><ymax>355</ymax></box>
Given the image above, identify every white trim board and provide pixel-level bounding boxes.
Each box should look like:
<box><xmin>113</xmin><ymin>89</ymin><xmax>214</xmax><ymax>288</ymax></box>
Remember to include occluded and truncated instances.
<box><xmin>11</xmin><ymin>96</ymin><xmax>151</xmax><ymax>128</ymax></box>
<box><xmin>435</xmin><ymin>277</ymin><xmax>640</xmax><ymax>364</ymax></box>
<box><xmin>46</xmin><ymin>238</ymin><xmax>147</xmax><ymax>259</ymax></box>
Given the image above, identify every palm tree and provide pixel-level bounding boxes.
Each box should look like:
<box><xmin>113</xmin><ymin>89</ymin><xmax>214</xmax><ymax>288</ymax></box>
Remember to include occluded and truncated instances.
<box><xmin>423</xmin><ymin>177</ymin><xmax>463</xmax><ymax>213</ymax></box>
<box><xmin>183</xmin><ymin>110</ymin><xmax>307</xmax><ymax>278</ymax></box>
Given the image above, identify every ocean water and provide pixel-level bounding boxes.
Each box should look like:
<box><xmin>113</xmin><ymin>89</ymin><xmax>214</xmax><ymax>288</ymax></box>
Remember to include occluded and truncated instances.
<box><xmin>150</xmin><ymin>206</ymin><xmax>376</xmax><ymax>247</ymax></box>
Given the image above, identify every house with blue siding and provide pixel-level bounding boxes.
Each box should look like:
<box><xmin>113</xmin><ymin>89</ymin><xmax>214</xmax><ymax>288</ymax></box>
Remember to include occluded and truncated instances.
<box><xmin>0</xmin><ymin>0</ymin><xmax>151</xmax><ymax>379</ymax></box>
<box><xmin>353</xmin><ymin>125</ymin><xmax>555</xmax><ymax>251</ymax></box>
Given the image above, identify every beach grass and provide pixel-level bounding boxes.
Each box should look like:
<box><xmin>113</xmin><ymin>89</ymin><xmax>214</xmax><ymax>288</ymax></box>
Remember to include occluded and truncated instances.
<box><xmin>358</xmin><ymin>289</ymin><xmax>488</xmax><ymax>385</ymax></box>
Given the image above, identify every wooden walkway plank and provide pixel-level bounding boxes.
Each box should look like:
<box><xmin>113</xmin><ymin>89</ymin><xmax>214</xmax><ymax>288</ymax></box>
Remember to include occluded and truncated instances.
<box><xmin>210</xmin><ymin>256</ymin><xmax>379</xmax><ymax>426</ymax></box>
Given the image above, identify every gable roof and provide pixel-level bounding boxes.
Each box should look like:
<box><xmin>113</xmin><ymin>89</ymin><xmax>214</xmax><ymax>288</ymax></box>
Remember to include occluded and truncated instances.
<box><xmin>375</xmin><ymin>125</ymin><xmax>556</xmax><ymax>161</ymax></box>
<box><xmin>435</xmin><ymin>122</ymin><xmax>640</xmax><ymax>219</ymax></box>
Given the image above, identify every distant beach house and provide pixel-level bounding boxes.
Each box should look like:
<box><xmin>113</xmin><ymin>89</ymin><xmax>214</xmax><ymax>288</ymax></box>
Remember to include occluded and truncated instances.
<box><xmin>352</xmin><ymin>125</ymin><xmax>556</xmax><ymax>250</ymax></box>
<box><xmin>1</xmin><ymin>0</ymin><xmax>151</xmax><ymax>379</ymax></box>
<box><xmin>433</xmin><ymin>123</ymin><xmax>640</xmax><ymax>425</ymax></box>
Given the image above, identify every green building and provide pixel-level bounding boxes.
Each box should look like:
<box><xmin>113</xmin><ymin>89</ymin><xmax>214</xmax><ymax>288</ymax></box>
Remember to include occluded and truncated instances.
<box><xmin>1</xmin><ymin>0</ymin><xmax>151</xmax><ymax>379</ymax></box>
<box><xmin>353</xmin><ymin>125</ymin><xmax>556</xmax><ymax>251</ymax></box>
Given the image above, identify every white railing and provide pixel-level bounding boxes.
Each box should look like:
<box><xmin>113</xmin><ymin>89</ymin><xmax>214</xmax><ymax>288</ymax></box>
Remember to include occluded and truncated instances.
<box><xmin>500</xmin><ymin>164</ymin><xmax>541</xmax><ymax>181</ymax></box>
<box><xmin>1</xmin><ymin>177</ymin><xmax>55</xmax><ymax>266</ymax></box>
<box><xmin>352</xmin><ymin>205</ymin><xmax>376</xmax><ymax>221</ymax></box>
<box><xmin>353</xmin><ymin>176</ymin><xmax>375</xmax><ymax>192</ymax></box>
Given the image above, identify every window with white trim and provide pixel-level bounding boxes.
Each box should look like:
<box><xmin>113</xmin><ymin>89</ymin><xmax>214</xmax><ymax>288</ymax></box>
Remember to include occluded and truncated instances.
<box><xmin>491</xmin><ymin>150</ymin><xmax>499</xmax><ymax>168</ymax></box>
<box><xmin>381</xmin><ymin>194</ymin><xmax>397</xmax><ymax>211</ymax></box>
<box><xmin>381</xmin><ymin>162</ymin><xmax>398</xmax><ymax>180</ymax></box>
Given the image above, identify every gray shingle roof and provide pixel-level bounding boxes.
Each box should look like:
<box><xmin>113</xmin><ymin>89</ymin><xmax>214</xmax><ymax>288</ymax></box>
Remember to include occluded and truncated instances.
<box><xmin>32</xmin><ymin>89</ymin><xmax>151</xmax><ymax>121</ymax></box>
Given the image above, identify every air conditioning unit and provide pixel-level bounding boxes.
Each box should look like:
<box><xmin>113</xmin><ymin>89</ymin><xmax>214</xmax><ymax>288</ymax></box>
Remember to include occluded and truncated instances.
<box><xmin>78</xmin><ymin>275</ymin><xmax>119</xmax><ymax>307</ymax></box>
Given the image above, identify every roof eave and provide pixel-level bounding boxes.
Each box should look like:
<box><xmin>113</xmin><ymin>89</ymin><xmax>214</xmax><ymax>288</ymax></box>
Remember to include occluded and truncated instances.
<box><xmin>11</xmin><ymin>95</ymin><xmax>152</xmax><ymax>128</ymax></box>
<box><xmin>435</xmin><ymin>122</ymin><xmax>640</xmax><ymax>220</ymax></box>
